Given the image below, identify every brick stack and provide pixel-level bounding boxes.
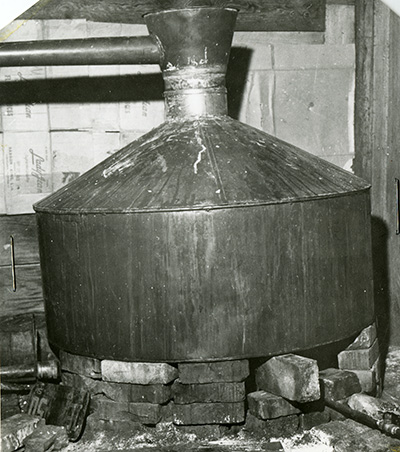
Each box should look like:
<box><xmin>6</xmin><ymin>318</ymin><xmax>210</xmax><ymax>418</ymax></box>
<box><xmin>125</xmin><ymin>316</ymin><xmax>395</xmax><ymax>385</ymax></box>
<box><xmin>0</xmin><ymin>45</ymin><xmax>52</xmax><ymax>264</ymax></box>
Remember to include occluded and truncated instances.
<box><xmin>172</xmin><ymin>360</ymin><xmax>248</xmax><ymax>425</ymax></box>
<box><xmin>58</xmin><ymin>326</ymin><xmax>378</xmax><ymax>436</ymax></box>
<box><xmin>60</xmin><ymin>351</ymin><xmax>177</xmax><ymax>425</ymax></box>
<box><xmin>337</xmin><ymin>323</ymin><xmax>381</xmax><ymax>395</ymax></box>
<box><xmin>246</xmin><ymin>354</ymin><xmax>321</xmax><ymax>435</ymax></box>
<box><xmin>60</xmin><ymin>352</ymin><xmax>250</xmax><ymax>427</ymax></box>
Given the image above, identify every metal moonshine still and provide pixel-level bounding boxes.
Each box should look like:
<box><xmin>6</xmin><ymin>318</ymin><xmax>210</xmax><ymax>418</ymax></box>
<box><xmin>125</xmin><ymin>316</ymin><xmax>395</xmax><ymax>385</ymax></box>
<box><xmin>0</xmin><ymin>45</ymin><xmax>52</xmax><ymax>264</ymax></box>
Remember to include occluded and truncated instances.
<box><xmin>31</xmin><ymin>8</ymin><xmax>374</xmax><ymax>362</ymax></box>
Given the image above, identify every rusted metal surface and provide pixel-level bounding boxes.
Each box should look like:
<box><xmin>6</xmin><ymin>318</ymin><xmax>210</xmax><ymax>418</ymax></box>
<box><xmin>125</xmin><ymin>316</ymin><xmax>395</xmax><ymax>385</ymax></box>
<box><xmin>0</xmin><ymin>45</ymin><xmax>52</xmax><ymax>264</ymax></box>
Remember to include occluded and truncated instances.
<box><xmin>34</xmin><ymin>8</ymin><xmax>374</xmax><ymax>362</ymax></box>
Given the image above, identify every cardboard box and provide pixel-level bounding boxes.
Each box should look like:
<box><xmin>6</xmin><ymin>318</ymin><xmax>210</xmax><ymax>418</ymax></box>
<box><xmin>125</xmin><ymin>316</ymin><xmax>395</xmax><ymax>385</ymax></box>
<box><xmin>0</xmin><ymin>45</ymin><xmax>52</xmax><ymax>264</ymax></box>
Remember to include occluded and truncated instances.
<box><xmin>3</xmin><ymin>131</ymin><xmax>52</xmax><ymax>214</ymax></box>
<box><xmin>50</xmin><ymin>130</ymin><xmax>120</xmax><ymax>191</ymax></box>
<box><xmin>0</xmin><ymin>134</ymin><xmax>6</xmax><ymax>213</ymax></box>
<box><xmin>0</xmin><ymin>20</ymin><xmax>43</xmax><ymax>42</ymax></box>
<box><xmin>0</xmin><ymin>22</ymin><xmax>48</xmax><ymax>133</ymax></box>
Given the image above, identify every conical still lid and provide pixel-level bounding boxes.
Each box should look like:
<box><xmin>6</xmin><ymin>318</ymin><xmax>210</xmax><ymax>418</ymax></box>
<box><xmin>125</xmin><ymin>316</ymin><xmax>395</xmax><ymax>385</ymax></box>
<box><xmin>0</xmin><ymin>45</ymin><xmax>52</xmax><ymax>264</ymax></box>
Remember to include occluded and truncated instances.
<box><xmin>34</xmin><ymin>8</ymin><xmax>370</xmax><ymax>214</ymax></box>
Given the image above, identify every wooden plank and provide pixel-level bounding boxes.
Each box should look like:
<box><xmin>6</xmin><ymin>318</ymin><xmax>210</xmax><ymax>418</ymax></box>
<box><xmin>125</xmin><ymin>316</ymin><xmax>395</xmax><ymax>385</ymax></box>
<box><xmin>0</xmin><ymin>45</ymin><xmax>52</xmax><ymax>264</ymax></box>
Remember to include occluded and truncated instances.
<box><xmin>354</xmin><ymin>0</ymin><xmax>400</xmax><ymax>346</ymax></box>
<box><xmin>18</xmin><ymin>0</ymin><xmax>326</xmax><ymax>32</ymax></box>
<box><xmin>0</xmin><ymin>264</ymin><xmax>44</xmax><ymax>317</ymax></box>
<box><xmin>0</xmin><ymin>214</ymin><xmax>40</xmax><ymax>267</ymax></box>
<box><xmin>353</xmin><ymin>0</ymin><xmax>374</xmax><ymax>180</ymax></box>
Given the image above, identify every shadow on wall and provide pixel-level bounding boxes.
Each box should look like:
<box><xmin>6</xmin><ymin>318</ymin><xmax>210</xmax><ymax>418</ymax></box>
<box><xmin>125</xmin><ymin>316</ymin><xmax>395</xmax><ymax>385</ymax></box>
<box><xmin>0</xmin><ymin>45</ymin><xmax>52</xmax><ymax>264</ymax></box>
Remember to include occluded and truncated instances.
<box><xmin>370</xmin><ymin>216</ymin><xmax>390</xmax><ymax>377</ymax></box>
<box><xmin>0</xmin><ymin>47</ymin><xmax>252</xmax><ymax>119</ymax></box>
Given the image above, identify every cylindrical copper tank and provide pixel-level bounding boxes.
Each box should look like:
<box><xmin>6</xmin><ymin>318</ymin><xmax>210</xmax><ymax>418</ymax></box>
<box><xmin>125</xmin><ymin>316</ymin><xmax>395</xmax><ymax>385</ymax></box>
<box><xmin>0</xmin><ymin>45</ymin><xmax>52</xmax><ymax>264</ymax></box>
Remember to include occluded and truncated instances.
<box><xmin>34</xmin><ymin>8</ymin><xmax>374</xmax><ymax>362</ymax></box>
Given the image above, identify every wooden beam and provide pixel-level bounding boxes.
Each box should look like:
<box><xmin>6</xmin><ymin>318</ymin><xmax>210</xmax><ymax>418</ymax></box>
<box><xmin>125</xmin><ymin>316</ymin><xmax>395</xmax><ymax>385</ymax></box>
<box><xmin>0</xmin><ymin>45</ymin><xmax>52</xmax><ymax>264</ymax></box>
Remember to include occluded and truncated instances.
<box><xmin>0</xmin><ymin>264</ymin><xmax>44</xmax><ymax>317</ymax></box>
<box><xmin>18</xmin><ymin>0</ymin><xmax>326</xmax><ymax>32</ymax></box>
<box><xmin>354</xmin><ymin>0</ymin><xmax>400</xmax><ymax>347</ymax></box>
<box><xmin>0</xmin><ymin>214</ymin><xmax>39</xmax><ymax>267</ymax></box>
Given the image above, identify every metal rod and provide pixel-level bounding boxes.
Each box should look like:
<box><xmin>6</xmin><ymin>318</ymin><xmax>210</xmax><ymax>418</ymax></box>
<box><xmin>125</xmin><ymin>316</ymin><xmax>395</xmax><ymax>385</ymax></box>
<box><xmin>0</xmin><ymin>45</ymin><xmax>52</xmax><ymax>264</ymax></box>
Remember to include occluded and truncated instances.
<box><xmin>396</xmin><ymin>178</ymin><xmax>400</xmax><ymax>235</ymax></box>
<box><xmin>0</xmin><ymin>36</ymin><xmax>161</xmax><ymax>66</ymax></box>
<box><xmin>10</xmin><ymin>235</ymin><xmax>16</xmax><ymax>292</ymax></box>
<box><xmin>326</xmin><ymin>398</ymin><xmax>400</xmax><ymax>439</ymax></box>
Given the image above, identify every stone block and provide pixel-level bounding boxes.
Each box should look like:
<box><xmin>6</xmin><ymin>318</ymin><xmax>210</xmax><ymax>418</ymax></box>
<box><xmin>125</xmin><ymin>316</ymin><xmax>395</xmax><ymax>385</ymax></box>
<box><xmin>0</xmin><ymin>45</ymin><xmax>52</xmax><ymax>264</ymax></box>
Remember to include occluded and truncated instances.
<box><xmin>256</xmin><ymin>354</ymin><xmax>320</xmax><ymax>403</ymax></box>
<box><xmin>178</xmin><ymin>360</ymin><xmax>249</xmax><ymax>384</ymax></box>
<box><xmin>59</xmin><ymin>350</ymin><xmax>101</xmax><ymax>379</ymax></box>
<box><xmin>128</xmin><ymin>402</ymin><xmax>162</xmax><ymax>425</ymax></box>
<box><xmin>172</xmin><ymin>402</ymin><xmax>245</xmax><ymax>425</ymax></box>
<box><xmin>247</xmin><ymin>391</ymin><xmax>300</xmax><ymax>420</ymax></box>
<box><xmin>23</xmin><ymin>425</ymin><xmax>68</xmax><ymax>452</ymax></box>
<box><xmin>130</xmin><ymin>384</ymin><xmax>172</xmax><ymax>404</ymax></box>
<box><xmin>299</xmin><ymin>410</ymin><xmax>330</xmax><ymax>430</ymax></box>
<box><xmin>1</xmin><ymin>413</ymin><xmax>44</xmax><ymax>452</ymax></box>
<box><xmin>244</xmin><ymin>412</ymin><xmax>299</xmax><ymax>437</ymax></box>
<box><xmin>101</xmin><ymin>360</ymin><xmax>178</xmax><ymax>384</ymax></box>
<box><xmin>90</xmin><ymin>395</ymin><xmax>129</xmax><ymax>420</ymax></box>
<box><xmin>319</xmin><ymin>368</ymin><xmax>361</xmax><ymax>400</ymax></box>
<box><xmin>173</xmin><ymin>381</ymin><xmax>245</xmax><ymax>404</ymax></box>
<box><xmin>346</xmin><ymin>323</ymin><xmax>377</xmax><ymax>350</ymax></box>
<box><xmin>350</xmin><ymin>369</ymin><xmax>376</xmax><ymax>394</ymax></box>
<box><xmin>338</xmin><ymin>338</ymin><xmax>379</xmax><ymax>370</ymax></box>
<box><xmin>62</xmin><ymin>371</ymin><xmax>131</xmax><ymax>402</ymax></box>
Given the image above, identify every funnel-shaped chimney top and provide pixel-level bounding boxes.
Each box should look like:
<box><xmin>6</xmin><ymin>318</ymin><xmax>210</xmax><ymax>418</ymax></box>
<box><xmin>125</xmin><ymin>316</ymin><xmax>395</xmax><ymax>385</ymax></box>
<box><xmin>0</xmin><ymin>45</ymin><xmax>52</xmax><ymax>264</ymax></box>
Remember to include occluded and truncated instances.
<box><xmin>145</xmin><ymin>8</ymin><xmax>238</xmax><ymax>119</ymax></box>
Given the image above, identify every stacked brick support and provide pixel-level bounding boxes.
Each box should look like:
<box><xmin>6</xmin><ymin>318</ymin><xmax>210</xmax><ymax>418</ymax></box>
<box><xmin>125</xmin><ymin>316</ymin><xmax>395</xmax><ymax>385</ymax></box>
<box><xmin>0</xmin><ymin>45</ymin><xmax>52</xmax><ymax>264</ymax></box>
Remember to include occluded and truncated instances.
<box><xmin>56</xmin><ymin>323</ymin><xmax>378</xmax><ymax>436</ymax></box>
<box><xmin>337</xmin><ymin>323</ymin><xmax>382</xmax><ymax>395</ymax></box>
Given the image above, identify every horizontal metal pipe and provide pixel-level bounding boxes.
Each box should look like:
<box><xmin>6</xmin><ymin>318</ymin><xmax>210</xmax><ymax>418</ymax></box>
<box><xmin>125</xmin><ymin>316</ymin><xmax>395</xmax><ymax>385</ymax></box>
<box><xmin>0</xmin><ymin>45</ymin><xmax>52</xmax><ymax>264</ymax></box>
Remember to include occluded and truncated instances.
<box><xmin>0</xmin><ymin>36</ymin><xmax>161</xmax><ymax>66</ymax></box>
<box><xmin>0</xmin><ymin>360</ymin><xmax>60</xmax><ymax>381</ymax></box>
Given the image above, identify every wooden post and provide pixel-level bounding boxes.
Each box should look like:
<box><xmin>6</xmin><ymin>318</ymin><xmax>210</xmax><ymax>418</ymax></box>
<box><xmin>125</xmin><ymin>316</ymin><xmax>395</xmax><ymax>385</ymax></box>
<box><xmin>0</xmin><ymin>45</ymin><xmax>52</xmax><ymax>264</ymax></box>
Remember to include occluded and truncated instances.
<box><xmin>354</xmin><ymin>0</ymin><xmax>400</xmax><ymax>346</ymax></box>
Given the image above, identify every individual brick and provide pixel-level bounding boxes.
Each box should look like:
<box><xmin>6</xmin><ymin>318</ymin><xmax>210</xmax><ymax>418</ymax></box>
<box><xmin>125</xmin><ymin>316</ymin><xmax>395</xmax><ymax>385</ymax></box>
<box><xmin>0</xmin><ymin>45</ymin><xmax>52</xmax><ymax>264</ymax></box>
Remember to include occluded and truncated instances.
<box><xmin>255</xmin><ymin>354</ymin><xmax>320</xmax><ymax>403</ymax></box>
<box><xmin>178</xmin><ymin>360</ymin><xmax>249</xmax><ymax>384</ymax></box>
<box><xmin>62</xmin><ymin>371</ymin><xmax>131</xmax><ymax>402</ymax></box>
<box><xmin>59</xmin><ymin>350</ymin><xmax>101</xmax><ymax>379</ymax></box>
<box><xmin>172</xmin><ymin>381</ymin><xmax>245</xmax><ymax>404</ymax></box>
<box><xmin>319</xmin><ymin>368</ymin><xmax>361</xmax><ymax>401</ymax></box>
<box><xmin>299</xmin><ymin>410</ymin><xmax>330</xmax><ymax>430</ymax></box>
<box><xmin>346</xmin><ymin>323</ymin><xmax>377</xmax><ymax>350</ymax></box>
<box><xmin>101</xmin><ymin>360</ymin><xmax>178</xmax><ymax>384</ymax></box>
<box><xmin>90</xmin><ymin>395</ymin><xmax>162</xmax><ymax>424</ymax></box>
<box><xmin>1</xmin><ymin>414</ymin><xmax>44</xmax><ymax>452</ymax></box>
<box><xmin>338</xmin><ymin>338</ymin><xmax>379</xmax><ymax>370</ymax></box>
<box><xmin>244</xmin><ymin>413</ymin><xmax>299</xmax><ymax>437</ymax></box>
<box><xmin>172</xmin><ymin>402</ymin><xmax>245</xmax><ymax>425</ymax></box>
<box><xmin>90</xmin><ymin>395</ymin><xmax>129</xmax><ymax>420</ymax></box>
<box><xmin>247</xmin><ymin>391</ymin><xmax>300</xmax><ymax>420</ymax></box>
<box><xmin>349</xmin><ymin>357</ymin><xmax>380</xmax><ymax>394</ymax></box>
<box><xmin>128</xmin><ymin>403</ymin><xmax>162</xmax><ymax>425</ymax></box>
<box><xmin>130</xmin><ymin>384</ymin><xmax>172</xmax><ymax>404</ymax></box>
<box><xmin>23</xmin><ymin>425</ymin><xmax>68</xmax><ymax>452</ymax></box>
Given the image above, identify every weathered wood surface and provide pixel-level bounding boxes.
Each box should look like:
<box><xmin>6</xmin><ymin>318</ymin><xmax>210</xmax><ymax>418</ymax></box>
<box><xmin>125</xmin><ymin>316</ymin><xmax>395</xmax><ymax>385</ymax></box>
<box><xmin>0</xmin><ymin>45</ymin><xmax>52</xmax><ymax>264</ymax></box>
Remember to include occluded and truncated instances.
<box><xmin>18</xmin><ymin>0</ymin><xmax>326</xmax><ymax>32</ymax></box>
<box><xmin>354</xmin><ymin>0</ymin><xmax>400</xmax><ymax>346</ymax></box>
<box><xmin>0</xmin><ymin>214</ymin><xmax>39</xmax><ymax>267</ymax></box>
<box><xmin>0</xmin><ymin>264</ymin><xmax>44</xmax><ymax>317</ymax></box>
